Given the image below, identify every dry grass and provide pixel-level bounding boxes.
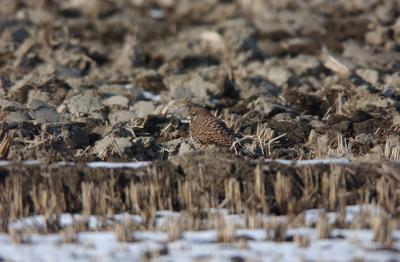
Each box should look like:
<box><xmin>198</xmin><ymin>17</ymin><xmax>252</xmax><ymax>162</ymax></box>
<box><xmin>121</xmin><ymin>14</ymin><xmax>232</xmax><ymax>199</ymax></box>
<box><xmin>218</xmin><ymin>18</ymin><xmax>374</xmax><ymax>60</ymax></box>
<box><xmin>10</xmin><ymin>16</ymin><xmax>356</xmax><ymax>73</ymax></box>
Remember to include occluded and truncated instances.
<box><xmin>0</xmin><ymin>131</ymin><xmax>11</xmax><ymax>160</ymax></box>
<box><xmin>115</xmin><ymin>220</ymin><xmax>136</xmax><ymax>242</ymax></box>
<box><xmin>8</xmin><ymin>228</ymin><xmax>32</xmax><ymax>245</ymax></box>
<box><xmin>294</xmin><ymin>234</ymin><xmax>310</xmax><ymax>248</ymax></box>
<box><xmin>0</xmin><ymin>154</ymin><xmax>399</xmax><ymax>249</ymax></box>
<box><xmin>316</xmin><ymin>213</ymin><xmax>331</xmax><ymax>239</ymax></box>
<box><xmin>372</xmin><ymin>212</ymin><xmax>394</xmax><ymax>248</ymax></box>
<box><xmin>384</xmin><ymin>142</ymin><xmax>400</xmax><ymax>162</ymax></box>
<box><xmin>60</xmin><ymin>226</ymin><xmax>78</xmax><ymax>244</ymax></box>
<box><xmin>217</xmin><ymin>110</ymin><xmax>286</xmax><ymax>157</ymax></box>
<box><xmin>265</xmin><ymin>219</ymin><xmax>287</xmax><ymax>242</ymax></box>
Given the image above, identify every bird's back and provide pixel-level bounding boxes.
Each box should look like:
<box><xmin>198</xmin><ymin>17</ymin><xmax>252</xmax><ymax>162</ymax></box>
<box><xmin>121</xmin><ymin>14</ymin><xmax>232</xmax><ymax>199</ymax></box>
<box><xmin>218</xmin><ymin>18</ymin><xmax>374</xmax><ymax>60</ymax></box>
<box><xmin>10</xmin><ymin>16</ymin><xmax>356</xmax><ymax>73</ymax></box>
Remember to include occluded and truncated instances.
<box><xmin>190</xmin><ymin>114</ymin><xmax>236</xmax><ymax>148</ymax></box>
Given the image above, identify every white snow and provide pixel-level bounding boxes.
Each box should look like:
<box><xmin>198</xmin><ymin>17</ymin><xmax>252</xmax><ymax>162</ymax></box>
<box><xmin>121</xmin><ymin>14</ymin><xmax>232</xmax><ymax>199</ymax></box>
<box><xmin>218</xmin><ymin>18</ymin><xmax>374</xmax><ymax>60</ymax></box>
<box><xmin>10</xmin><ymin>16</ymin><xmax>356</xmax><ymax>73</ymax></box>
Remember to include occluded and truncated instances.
<box><xmin>0</xmin><ymin>158</ymin><xmax>352</xmax><ymax>169</ymax></box>
<box><xmin>123</xmin><ymin>84</ymin><xmax>161</xmax><ymax>101</ymax></box>
<box><xmin>0</xmin><ymin>161</ymin><xmax>150</xmax><ymax>169</ymax></box>
<box><xmin>142</xmin><ymin>91</ymin><xmax>161</xmax><ymax>101</ymax></box>
<box><xmin>85</xmin><ymin>162</ymin><xmax>149</xmax><ymax>169</ymax></box>
<box><xmin>1</xmin><ymin>206</ymin><xmax>399</xmax><ymax>262</ymax></box>
<box><xmin>264</xmin><ymin>158</ymin><xmax>350</xmax><ymax>166</ymax></box>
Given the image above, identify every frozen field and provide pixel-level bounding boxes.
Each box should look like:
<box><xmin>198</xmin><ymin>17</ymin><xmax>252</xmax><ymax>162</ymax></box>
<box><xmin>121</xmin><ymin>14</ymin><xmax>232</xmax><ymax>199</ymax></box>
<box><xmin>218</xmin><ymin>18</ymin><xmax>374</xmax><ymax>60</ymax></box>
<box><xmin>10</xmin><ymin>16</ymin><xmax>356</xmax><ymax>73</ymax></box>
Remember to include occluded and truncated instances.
<box><xmin>1</xmin><ymin>206</ymin><xmax>399</xmax><ymax>262</ymax></box>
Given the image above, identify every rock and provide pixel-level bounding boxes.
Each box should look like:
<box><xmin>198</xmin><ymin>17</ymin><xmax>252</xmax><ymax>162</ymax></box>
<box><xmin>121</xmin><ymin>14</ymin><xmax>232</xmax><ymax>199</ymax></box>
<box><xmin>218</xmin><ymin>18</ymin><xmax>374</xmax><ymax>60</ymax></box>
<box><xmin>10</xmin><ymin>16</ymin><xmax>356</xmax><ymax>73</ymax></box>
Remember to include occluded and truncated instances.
<box><xmin>27</xmin><ymin>100</ymin><xmax>60</xmax><ymax>124</ymax></box>
<box><xmin>109</xmin><ymin>110</ymin><xmax>136</xmax><ymax>124</ymax></box>
<box><xmin>154</xmin><ymin>98</ymin><xmax>190</xmax><ymax>120</ymax></box>
<box><xmin>354</xmin><ymin>95</ymin><xmax>389</xmax><ymax>109</ymax></box>
<box><xmin>27</xmin><ymin>99</ymin><xmax>49</xmax><ymax>110</ymax></box>
<box><xmin>29</xmin><ymin>107</ymin><xmax>60</xmax><ymax>124</ymax></box>
<box><xmin>248</xmin><ymin>97</ymin><xmax>291</xmax><ymax>117</ymax></box>
<box><xmin>0</xmin><ymin>99</ymin><xmax>25</xmax><ymax>111</ymax></box>
<box><xmin>253</xmin><ymin>10</ymin><xmax>325</xmax><ymax>37</ymax></box>
<box><xmin>93</xmin><ymin>136</ymin><xmax>133</xmax><ymax>158</ymax></box>
<box><xmin>130</xmin><ymin>101</ymin><xmax>156</xmax><ymax>118</ymax></box>
<box><xmin>365</xmin><ymin>27</ymin><xmax>388</xmax><ymax>46</ymax></box>
<box><xmin>98</xmin><ymin>84</ymin><xmax>129</xmax><ymax>96</ymax></box>
<box><xmin>5</xmin><ymin>111</ymin><xmax>31</xmax><ymax>122</ymax></box>
<box><xmin>114</xmin><ymin>137</ymin><xmax>133</xmax><ymax>154</ymax></box>
<box><xmin>163</xmin><ymin>74</ymin><xmax>219</xmax><ymax>103</ymax></box>
<box><xmin>103</xmin><ymin>95</ymin><xmax>130</xmax><ymax>109</ymax></box>
<box><xmin>356</xmin><ymin>69</ymin><xmax>380</xmax><ymax>86</ymax></box>
<box><xmin>178</xmin><ymin>140</ymin><xmax>196</xmax><ymax>155</ymax></box>
<box><xmin>266</xmin><ymin>66</ymin><xmax>292</xmax><ymax>86</ymax></box>
<box><xmin>162</xmin><ymin>138</ymin><xmax>195</xmax><ymax>156</ymax></box>
<box><xmin>162</xmin><ymin>138</ymin><xmax>182</xmax><ymax>155</ymax></box>
<box><xmin>287</xmin><ymin>55</ymin><xmax>321</xmax><ymax>75</ymax></box>
<box><xmin>58</xmin><ymin>90</ymin><xmax>105</xmax><ymax>122</ymax></box>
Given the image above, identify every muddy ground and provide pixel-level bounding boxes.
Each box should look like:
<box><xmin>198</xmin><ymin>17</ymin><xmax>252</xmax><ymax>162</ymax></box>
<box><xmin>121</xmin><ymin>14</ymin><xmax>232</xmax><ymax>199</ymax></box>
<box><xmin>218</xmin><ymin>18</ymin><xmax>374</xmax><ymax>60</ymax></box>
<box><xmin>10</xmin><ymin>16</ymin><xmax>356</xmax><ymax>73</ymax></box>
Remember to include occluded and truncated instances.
<box><xmin>0</xmin><ymin>0</ymin><xmax>400</xmax><ymax>162</ymax></box>
<box><xmin>0</xmin><ymin>0</ymin><xmax>400</xmax><ymax>247</ymax></box>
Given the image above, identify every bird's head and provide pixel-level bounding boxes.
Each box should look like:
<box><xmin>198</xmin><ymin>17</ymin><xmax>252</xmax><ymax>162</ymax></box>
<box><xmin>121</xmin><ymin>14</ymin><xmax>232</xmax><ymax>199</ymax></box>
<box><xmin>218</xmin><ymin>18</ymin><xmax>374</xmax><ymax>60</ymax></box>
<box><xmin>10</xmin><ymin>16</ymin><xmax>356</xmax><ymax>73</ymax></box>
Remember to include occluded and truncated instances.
<box><xmin>189</xmin><ymin>106</ymin><xmax>211</xmax><ymax>122</ymax></box>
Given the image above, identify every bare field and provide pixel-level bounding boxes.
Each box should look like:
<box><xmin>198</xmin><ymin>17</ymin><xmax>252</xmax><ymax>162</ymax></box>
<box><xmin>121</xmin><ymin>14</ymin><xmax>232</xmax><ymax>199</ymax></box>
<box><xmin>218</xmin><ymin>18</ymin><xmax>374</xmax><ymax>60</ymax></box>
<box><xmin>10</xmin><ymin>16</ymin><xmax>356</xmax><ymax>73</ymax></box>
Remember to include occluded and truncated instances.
<box><xmin>1</xmin><ymin>0</ymin><xmax>400</xmax><ymax>261</ymax></box>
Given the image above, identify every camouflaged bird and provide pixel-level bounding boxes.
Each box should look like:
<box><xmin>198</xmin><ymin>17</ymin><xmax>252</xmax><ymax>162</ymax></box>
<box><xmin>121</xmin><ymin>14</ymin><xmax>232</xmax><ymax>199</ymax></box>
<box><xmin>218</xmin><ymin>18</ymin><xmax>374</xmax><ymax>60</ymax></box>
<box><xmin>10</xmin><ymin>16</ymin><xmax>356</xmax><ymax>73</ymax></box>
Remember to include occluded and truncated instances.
<box><xmin>189</xmin><ymin>106</ymin><xmax>237</xmax><ymax>149</ymax></box>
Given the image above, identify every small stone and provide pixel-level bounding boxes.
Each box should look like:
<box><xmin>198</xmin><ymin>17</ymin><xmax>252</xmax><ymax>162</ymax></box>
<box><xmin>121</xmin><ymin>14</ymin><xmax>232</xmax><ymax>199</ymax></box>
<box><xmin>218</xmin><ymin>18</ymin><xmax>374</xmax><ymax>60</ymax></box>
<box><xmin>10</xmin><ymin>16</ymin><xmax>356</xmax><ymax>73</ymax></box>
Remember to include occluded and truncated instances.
<box><xmin>114</xmin><ymin>137</ymin><xmax>133</xmax><ymax>153</ymax></box>
<box><xmin>287</xmin><ymin>55</ymin><xmax>320</xmax><ymax>75</ymax></box>
<box><xmin>248</xmin><ymin>97</ymin><xmax>290</xmax><ymax>117</ymax></box>
<box><xmin>365</xmin><ymin>27</ymin><xmax>387</xmax><ymax>46</ymax></box>
<box><xmin>266</xmin><ymin>66</ymin><xmax>292</xmax><ymax>86</ymax></box>
<box><xmin>5</xmin><ymin>111</ymin><xmax>31</xmax><ymax>122</ymax></box>
<box><xmin>27</xmin><ymin>99</ymin><xmax>49</xmax><ymax>110</ymax></box>
<box><xmin>109</xmin><ymin>110</ymin><xmax>136</xmax><ymax>124</ymax></box>
<box><xmin>58</xmin><ymin>91</ymin><xmax>105</xmax><ymax>122</ymax></box>
<box><xmin>163</xmin><ymin>74</ymin><xmax>219</xmax><ymax>102</ymax></box>
<box><xmin>27</xmin><ymin>100</ymin><xmax>60</xmax><ymax>124</ymax></box>
<box><xmin>29</xmin><ymin>107</ymin><xmax>60</xmax><ymax>124</ymax></box>
<box><xmin>98</xmin><ymin>84</ymin><xmax>129</xmax><ymax>96</ymax></box>
<box><xmin>130</xmin><ymin>101</ymin><xmax>156</xmax><ymax>118</ymax></box>
<box><xmin>103</xmin><ymin>95</ymin><xmax>129</xmax><ymax>109</ymax></box>
<box><xmin>356</xmin><ymin>69</ymin><xmax>380</xmax><ymax>85</ymax></box>
<box><xmin>178</xmin><ymin>140</ymin><xmax>196</xmax><ymax>155</ymax></box>
<box><xmin>0</xmin><ymin>99</ymin><xmax>25</xmax><ymax>111</ymax></box>
<box><xmin>154</xmin><ymin>98</ymin><xmax>190</xmax><ymax>119</ymax></box>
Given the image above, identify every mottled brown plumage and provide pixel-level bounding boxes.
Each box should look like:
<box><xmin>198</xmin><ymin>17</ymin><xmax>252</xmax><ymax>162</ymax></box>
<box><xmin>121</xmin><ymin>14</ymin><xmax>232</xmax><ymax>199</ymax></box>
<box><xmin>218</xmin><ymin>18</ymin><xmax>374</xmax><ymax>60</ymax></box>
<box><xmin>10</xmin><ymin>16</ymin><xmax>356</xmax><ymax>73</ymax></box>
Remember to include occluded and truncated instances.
<box><xmin>189</xmin><ymin>107</ymin><xmax>236</xmax><ymax>149</ymax></box>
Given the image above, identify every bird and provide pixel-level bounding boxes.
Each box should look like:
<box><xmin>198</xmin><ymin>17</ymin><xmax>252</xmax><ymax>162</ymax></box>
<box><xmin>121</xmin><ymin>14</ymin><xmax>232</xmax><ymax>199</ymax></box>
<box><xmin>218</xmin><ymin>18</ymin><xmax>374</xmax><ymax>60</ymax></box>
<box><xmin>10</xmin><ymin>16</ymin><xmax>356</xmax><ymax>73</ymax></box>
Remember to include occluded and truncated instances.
<box><xmin>188</xmin><ymin>106</ymin><xmax>237</xmax><ymax>149</ymax></box>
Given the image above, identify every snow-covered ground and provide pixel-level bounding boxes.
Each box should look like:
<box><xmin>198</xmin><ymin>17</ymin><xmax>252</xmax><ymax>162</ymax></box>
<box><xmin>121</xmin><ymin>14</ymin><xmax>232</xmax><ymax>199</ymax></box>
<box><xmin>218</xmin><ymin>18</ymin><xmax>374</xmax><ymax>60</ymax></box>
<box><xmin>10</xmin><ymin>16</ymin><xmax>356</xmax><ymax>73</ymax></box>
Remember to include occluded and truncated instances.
<box><xmin>1</xmin><ymin>206</ymin><xmax>399</xmax><ymax>262</ymax></box>
<box><xmin>0</xmin><ymin>158</ymin><xmax>350</xmax><ymax>168</ymax></box>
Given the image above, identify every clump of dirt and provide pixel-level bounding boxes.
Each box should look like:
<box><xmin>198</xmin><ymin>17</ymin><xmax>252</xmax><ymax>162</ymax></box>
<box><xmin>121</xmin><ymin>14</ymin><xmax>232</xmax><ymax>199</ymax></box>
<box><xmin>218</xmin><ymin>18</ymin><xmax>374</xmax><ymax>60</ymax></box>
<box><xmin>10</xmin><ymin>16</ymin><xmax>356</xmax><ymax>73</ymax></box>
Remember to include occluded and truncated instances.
<box><xmin>1</xmin><ymin>0</ymin><xmax>399</xmax><ymax>162</ymax></box>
